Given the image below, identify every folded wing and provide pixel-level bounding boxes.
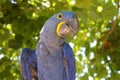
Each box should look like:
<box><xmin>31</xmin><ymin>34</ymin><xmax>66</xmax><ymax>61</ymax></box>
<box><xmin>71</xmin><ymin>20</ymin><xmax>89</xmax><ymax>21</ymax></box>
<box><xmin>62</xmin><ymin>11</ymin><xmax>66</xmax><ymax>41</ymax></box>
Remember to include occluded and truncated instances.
<box><xmin>20</xmin><ymin>48</ymin><xmax>38</xmax><ymax>80</ymax></box>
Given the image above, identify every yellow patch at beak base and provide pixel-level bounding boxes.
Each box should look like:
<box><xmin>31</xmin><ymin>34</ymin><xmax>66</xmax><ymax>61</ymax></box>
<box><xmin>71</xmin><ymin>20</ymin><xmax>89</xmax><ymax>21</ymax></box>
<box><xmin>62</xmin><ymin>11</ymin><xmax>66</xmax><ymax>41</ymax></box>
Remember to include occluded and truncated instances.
<box><xmin>56</xmin><ymin>21</ymin><xmax>66</xmax><ymax>37</ymax></box>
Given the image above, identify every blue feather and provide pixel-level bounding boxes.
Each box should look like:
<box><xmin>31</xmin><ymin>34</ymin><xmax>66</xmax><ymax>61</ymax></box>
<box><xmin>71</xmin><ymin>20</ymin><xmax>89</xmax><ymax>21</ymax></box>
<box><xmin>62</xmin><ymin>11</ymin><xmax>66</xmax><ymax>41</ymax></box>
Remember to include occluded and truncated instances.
<box><xmin>20</xmin><ymin>48</ymin><xmax>37</xmax><ymax>80</ymax></box>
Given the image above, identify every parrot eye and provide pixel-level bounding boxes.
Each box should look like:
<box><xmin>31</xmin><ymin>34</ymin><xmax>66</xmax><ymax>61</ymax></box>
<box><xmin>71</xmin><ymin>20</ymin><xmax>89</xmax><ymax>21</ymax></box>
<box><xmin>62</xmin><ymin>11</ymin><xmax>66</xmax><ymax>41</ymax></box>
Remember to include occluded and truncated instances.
<box><xmin>57</xmin><ymin>13</ymin><xmax>63</xmax><ymax>20</ymax></box>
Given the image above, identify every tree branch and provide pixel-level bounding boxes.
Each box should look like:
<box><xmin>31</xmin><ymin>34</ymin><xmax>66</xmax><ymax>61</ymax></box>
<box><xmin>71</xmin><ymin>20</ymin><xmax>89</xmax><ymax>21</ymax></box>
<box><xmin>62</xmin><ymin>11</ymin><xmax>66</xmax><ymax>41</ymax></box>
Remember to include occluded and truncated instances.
<box><xmin>101</xmin><ymin>0</ymin><xmax>119</xmax><ymax>51</ymax></box>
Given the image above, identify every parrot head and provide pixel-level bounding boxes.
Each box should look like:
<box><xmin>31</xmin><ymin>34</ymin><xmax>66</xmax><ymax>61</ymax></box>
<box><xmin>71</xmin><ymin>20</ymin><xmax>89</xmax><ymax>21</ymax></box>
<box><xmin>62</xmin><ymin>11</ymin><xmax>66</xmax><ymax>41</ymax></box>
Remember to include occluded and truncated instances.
<box><xmin>55</xmin><ymin>11</ymin><xmax>79</xmax><ymax>38</ymax></box>
<box><xmin>40</xmin><ymin>11</ymin><xmax>79</xmax><ymax>47</ymax></box>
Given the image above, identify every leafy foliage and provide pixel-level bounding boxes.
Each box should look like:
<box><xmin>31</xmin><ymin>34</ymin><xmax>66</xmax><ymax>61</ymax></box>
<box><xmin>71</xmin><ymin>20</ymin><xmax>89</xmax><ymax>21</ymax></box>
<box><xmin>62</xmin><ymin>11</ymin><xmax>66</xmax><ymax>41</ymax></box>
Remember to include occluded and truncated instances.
<box><xmin>0</xmin><ymin>0</ymin><xmax>120</xmax><ymax>80</ymax></box>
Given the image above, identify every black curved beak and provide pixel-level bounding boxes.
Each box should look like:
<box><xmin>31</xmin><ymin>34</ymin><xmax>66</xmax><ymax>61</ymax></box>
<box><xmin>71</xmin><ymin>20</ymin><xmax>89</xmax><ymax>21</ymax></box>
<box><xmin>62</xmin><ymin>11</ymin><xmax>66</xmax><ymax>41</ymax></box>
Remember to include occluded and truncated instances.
<box><xmin>56</xmin><ymin>16</ymin><xmax>79</xmax><ymax>38</ymax></box>
<box><xmin>65</xmin><ymin>16</ymin><xmax>79</xmax><ymax>38</ymax></box>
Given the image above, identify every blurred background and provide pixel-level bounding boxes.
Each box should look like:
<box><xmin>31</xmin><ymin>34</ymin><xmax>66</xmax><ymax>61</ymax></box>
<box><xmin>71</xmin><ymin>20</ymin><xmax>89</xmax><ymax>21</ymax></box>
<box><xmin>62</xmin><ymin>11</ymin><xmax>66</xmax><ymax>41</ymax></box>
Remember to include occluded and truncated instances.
<box><xmin>0</xmin><ymin>0</ymin><xmax>120</xmax><ymax>80</ymax></box>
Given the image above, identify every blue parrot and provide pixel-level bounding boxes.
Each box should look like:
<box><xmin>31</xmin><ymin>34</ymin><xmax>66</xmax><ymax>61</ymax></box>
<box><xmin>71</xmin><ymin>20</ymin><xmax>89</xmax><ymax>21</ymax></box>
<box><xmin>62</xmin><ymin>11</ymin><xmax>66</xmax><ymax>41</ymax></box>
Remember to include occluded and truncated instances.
<box><xmin>20</xmin><ymin>11</ymin><xmax>79</xmax><ymax>80</ymax></box>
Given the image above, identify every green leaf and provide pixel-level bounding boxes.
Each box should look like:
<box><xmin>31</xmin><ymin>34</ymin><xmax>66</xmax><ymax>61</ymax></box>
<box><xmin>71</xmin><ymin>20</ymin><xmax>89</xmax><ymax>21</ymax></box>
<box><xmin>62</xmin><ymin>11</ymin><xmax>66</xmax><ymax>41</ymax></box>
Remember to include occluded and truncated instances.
<box><xmin>100</xmin><ymin>2</ymin><xmax>117</xmax><ymax>20</ymax></box>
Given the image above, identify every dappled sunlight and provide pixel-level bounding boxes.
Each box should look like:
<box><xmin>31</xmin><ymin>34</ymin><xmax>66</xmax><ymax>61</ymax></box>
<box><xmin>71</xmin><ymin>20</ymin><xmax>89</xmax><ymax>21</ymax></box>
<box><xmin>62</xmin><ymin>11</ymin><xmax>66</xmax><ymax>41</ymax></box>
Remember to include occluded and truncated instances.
<box><xmin>0</xmin><ymin>0</ymin><xmax>120</xmax><ymax>79</ymax></box>
<box><xmin>97</xmin><ymin>6</ymin><xmax>103</xmax><ymax>13</ymax></box>
<box><xmin>0</xmin><ymin>54</ymin><xmax>4</xmax><ymax>59</ymax></box>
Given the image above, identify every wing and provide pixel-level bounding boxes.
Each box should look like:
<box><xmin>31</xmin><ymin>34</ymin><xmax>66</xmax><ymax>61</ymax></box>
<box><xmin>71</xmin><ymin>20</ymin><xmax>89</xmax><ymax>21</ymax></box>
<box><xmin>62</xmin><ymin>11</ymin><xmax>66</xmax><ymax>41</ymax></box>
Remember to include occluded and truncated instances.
<box><xmin>20</xmin><ymin>48</ymin><xmax>38</xmax><ymax>80</ymax></box>
<box><xmin>62</xmin><ymin>42</ymin><xmax>76</xmax><ymax>80</ymax></box>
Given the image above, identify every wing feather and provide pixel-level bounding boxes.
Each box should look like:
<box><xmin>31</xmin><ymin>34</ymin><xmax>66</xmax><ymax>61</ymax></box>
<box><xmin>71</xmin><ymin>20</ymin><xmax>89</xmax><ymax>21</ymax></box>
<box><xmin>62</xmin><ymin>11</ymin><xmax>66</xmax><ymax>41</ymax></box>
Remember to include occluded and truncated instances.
<box><xmin>20</xmin><ymin>48</ymin><xmax>38</xmax><ymax>80</ymax></box>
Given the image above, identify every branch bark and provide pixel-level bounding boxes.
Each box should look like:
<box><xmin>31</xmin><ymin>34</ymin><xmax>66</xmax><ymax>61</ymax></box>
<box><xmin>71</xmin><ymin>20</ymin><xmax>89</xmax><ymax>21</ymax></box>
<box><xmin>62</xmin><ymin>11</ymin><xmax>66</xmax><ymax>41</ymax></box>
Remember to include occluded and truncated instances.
<box><xmin>101</xmin><ymin>0</ymin><xmax>119</xmax><ymax>51</ymax></box>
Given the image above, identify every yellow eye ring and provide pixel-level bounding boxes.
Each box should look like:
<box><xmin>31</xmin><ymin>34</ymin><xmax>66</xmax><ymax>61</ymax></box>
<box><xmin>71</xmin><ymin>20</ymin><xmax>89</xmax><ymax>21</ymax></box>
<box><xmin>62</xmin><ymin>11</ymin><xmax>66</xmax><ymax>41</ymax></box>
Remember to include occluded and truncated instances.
<box><xmin>57</xmin><ymin>13</ymin><xmax>63</xmax><ymax>20</ymax></box>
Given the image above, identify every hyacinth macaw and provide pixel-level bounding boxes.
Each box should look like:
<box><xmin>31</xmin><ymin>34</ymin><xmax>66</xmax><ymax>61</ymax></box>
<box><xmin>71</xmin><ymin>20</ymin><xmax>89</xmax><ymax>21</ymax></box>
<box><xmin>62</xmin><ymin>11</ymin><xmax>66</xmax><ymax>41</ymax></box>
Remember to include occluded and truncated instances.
<box><xmin>20</xmin><ymin>11</ymin><xmax>79</xmax><ymax>80</ymax></box>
